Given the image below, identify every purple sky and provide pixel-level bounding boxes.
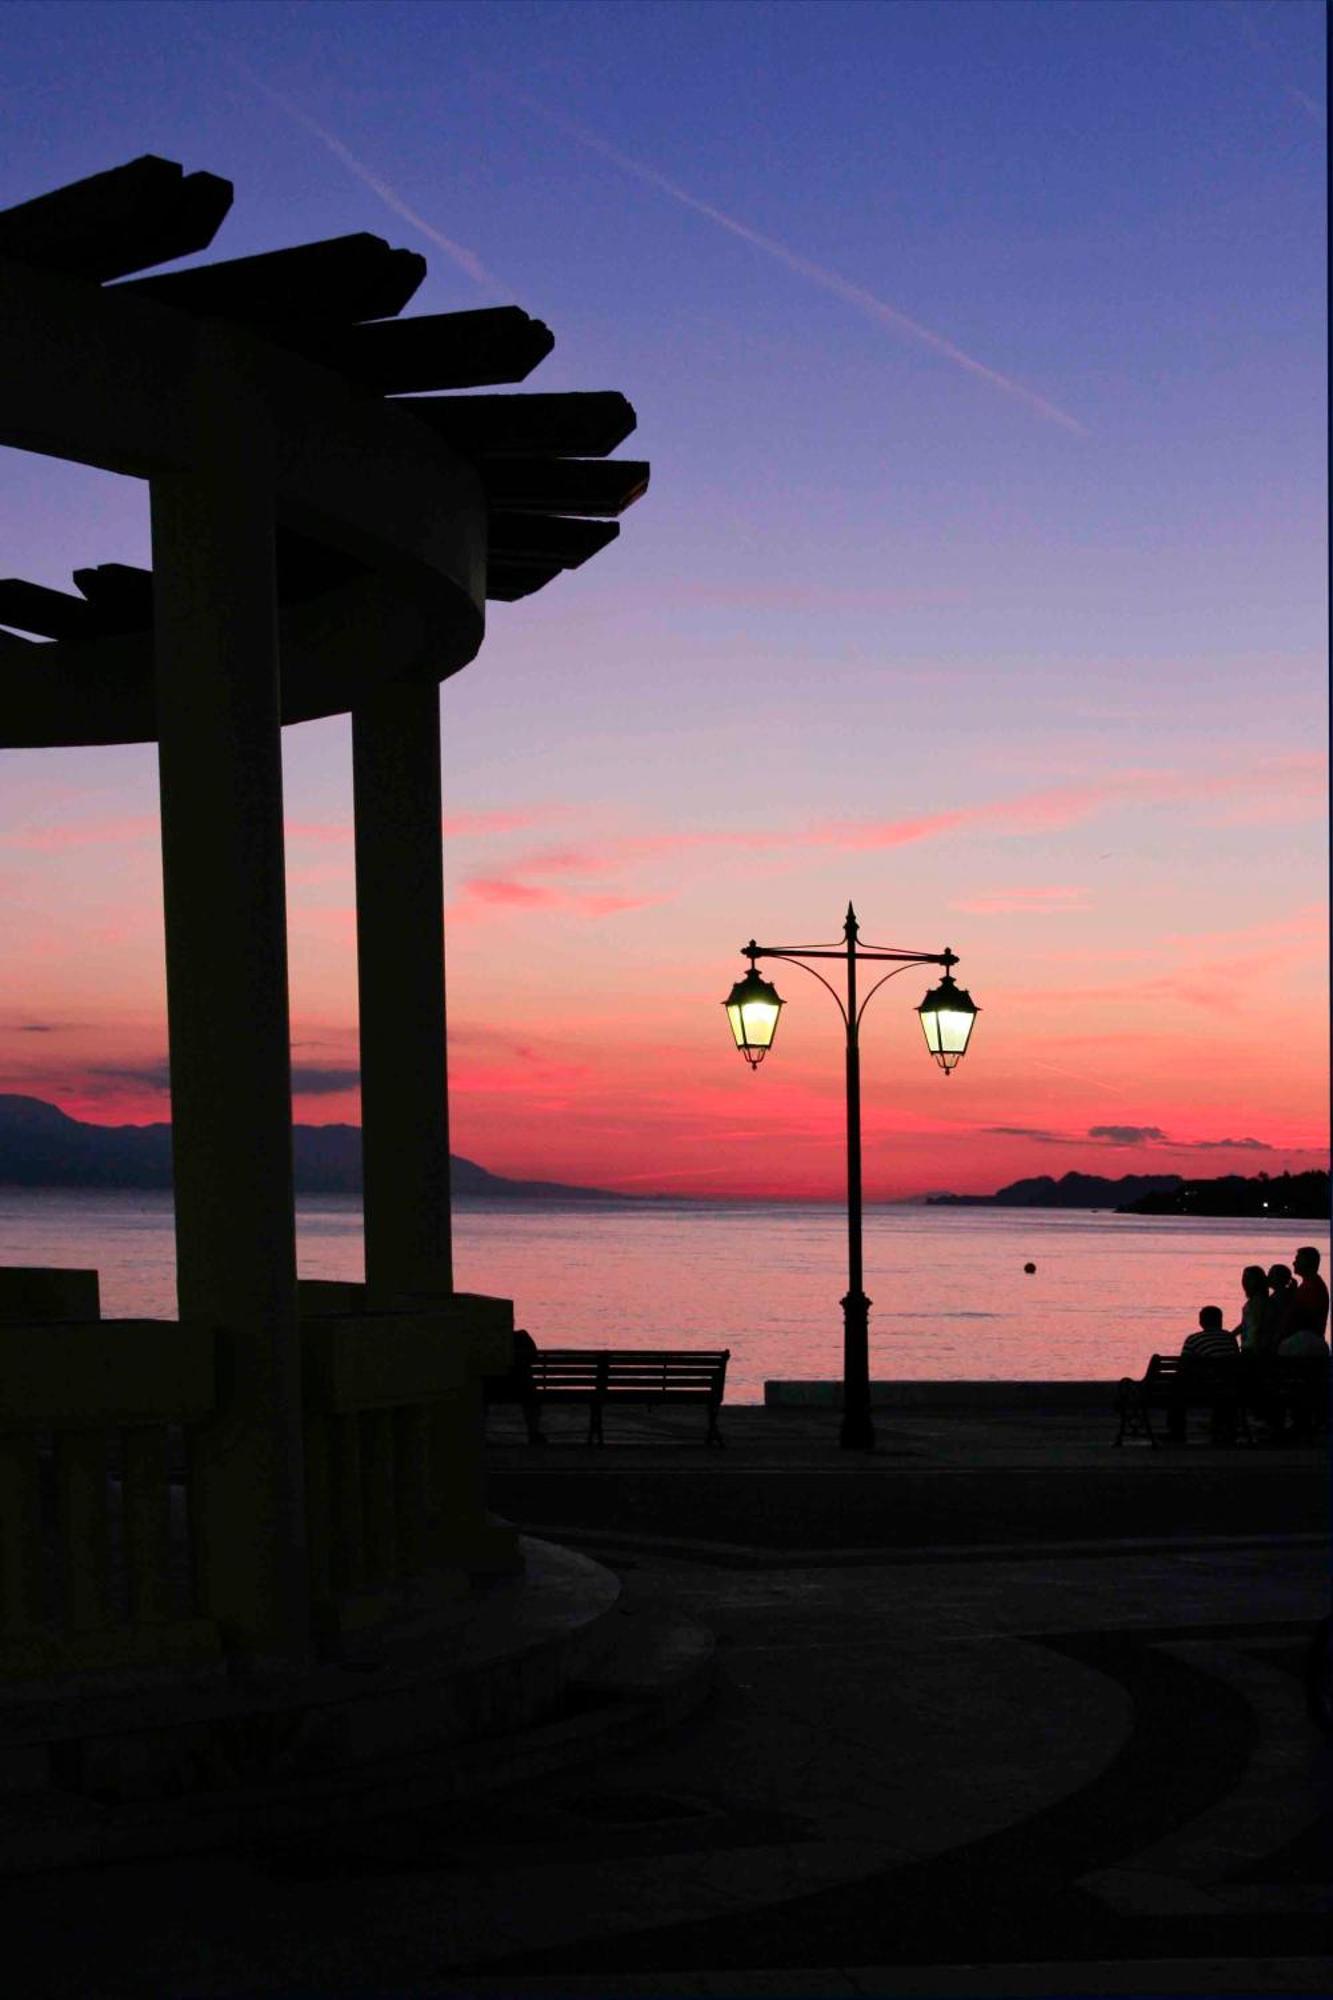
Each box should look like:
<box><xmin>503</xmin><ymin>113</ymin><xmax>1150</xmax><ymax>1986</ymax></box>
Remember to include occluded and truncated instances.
<box><xmin>0</xmin><ymin>0</ymin><xmax>1326</xmax><ymax>1196</ymax></box>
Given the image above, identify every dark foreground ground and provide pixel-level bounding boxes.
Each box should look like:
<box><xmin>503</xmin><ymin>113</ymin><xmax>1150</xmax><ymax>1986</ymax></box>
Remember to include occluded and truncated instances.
<box><xmin>3</xmin><ymin>1401</ymin><xmax>1328</xmax><ymax>1999</ymax></box>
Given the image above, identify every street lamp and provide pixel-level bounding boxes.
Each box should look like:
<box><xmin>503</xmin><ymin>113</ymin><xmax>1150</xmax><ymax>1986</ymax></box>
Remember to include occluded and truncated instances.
<box><xmin>723</xmin><ymin>903</ymin><xmax>978</xmax><ymax>1451</ymax></box>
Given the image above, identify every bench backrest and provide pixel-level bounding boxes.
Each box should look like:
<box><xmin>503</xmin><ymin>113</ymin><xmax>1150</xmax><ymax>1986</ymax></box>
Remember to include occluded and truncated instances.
<box><xmin>1150</xmin><ymin>1352</ymin><xmax>1237</xmax><ymax>1383</ymax></box>
<box><xmin>532</xmin><ymin>1348</ymin><xmax>729</xmax><ymax>1395</ymax></box>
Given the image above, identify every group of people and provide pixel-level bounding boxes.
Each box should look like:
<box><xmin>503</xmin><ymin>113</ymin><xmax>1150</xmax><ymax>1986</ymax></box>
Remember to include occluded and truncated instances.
<box><xmin>1171</xmin><ymin>1244</ymin><xmax>1330</xmax><ymax>1443</ymax></box>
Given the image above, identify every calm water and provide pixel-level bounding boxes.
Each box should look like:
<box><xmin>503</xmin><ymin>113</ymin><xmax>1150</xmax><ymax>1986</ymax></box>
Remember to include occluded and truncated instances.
<box><xmin>1</xmin><ymin>1189</ymin><xmax>1326</xmax><ymax>1402</ymax></box>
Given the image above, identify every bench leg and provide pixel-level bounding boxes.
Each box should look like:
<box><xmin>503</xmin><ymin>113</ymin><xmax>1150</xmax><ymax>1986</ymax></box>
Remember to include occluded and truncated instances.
<box><xmin>1114</xmin><ymin>1379</ymin><xmax>1155</xmax><ymax>1447</ymax></box>
<box><xmin>706</xmin><ymin>1405</ymin><xmax>724</xmax><ymax>1448</ymax></box>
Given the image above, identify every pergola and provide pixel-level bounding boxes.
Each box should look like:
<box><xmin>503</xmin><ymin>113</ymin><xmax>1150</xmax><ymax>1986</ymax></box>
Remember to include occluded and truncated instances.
<box><xmin>0</xmin><ymin>157</ymin><xmax>647</xmax><ymax>1687</ymax></box>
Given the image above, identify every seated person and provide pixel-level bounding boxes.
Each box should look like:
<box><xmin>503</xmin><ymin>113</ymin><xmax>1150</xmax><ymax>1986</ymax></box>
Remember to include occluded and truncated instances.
<box><xmin>1164</xmin><ymin>1305</ymin><xmax>1239</xmax><ymax>1443</ymax></box>
<box><xmin>482</xmin><ymin>1326</ymin><xmax>547</xmax><ymax>1444</ymax></box>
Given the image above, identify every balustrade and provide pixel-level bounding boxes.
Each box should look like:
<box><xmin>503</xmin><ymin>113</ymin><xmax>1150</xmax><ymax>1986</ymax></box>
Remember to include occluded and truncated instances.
<box><xmin>0</xmin><ymin>1270</ymin><xmax>517</xmax><ymax>1684</ymax></box>
<box><xmin>299</xmin><ymin>1286</ymin><xmax>518</xmax><ymax>1649</ymax></box>
<box><xmin>0</xmin><ymin>1302</ymin><xmax>219</xmax><ymax>1682</ymax></box>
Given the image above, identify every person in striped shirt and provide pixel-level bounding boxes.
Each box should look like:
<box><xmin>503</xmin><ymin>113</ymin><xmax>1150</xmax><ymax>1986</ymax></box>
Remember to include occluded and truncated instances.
<box><xmin>1182</xmin><ymin>1305</ymin><xmax>1241</xmax><ymax>1368</ymax></box>
<box><xmin>1166</xmin><ymin>1306</ymin><xmax>1240</xmax><ymax>1444</ymax></box>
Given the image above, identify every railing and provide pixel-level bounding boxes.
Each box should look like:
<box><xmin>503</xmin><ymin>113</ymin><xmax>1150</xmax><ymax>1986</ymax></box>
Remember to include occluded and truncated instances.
<box><xmin>300</xmin><ymin>1286</ymin><xmax>517</xmax><ymax>1648</ymax></box>
<box><xmin>0</xmin><ymin>1309</ymin><xmax>219</xmax><ymax>1683</ymax></box>
<box><xmin>0</xmin><ymin>1269</ymin><xmax>518</xmax><ymax>1683</ymax></box>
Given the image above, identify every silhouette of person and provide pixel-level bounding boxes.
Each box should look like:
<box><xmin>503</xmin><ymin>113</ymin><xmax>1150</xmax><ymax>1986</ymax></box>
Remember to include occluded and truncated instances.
<box><xmin>1167</xmin><ymin>1305</ymin><xmax>1239</xmax><ymax>1444</ymax></box>
<box><xmin>1263</xmin><ymin>1264</ymin><xmax>1296</xmax><ymax>1350</ymax></box>
<box><xmin>1276</xmin><ymin>1249</ymin><xmax>1330</xmax><ymax>1442</ymax></box>
<box><xmin>511</xmin><ymin>1326</ymin><xmax>548</xmax><ymax>1445</ymax></box>
<box><xmin>1234</xmin><ymin>1265</ymin><xmax>1269</xmax><ymax>1352</ymax></box>
<box><xmin>484</xmin><ymin>1326</ymin><xmax>547</xmax><ymax>1444</ymax></box>
<box><xmin>1289</xmin><ymin>1246</ymin><xmax>1330</xmax><ymax>1342</ymax></box>
<box><xmin>1234</xmin><ymin>1264</ymin><xmax>1272</xmax><ymax>1427</ymax></box>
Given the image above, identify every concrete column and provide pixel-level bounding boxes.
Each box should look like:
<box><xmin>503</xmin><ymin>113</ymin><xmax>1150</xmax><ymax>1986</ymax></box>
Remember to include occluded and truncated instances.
<box><xmin>352</xmin><ymin>681</ymin><xmax>453</xmax><ymax>1301</ymax></box>
<box><xmin>150</xmin><ymin>358</ymin><xmax>308</xmax><ymax>1664</ymax></box>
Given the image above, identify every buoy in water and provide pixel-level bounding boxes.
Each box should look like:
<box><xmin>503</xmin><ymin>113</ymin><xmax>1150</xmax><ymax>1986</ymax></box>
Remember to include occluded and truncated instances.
<box><xmin>1023</xmin><ymin>1262</ymin><xmax>1036</xmax><ymax>1274</ymax></box>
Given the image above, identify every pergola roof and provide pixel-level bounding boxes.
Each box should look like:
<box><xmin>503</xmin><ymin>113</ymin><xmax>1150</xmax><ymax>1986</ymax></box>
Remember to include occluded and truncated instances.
<box><xmin>0</xmin><ymin>155</ymin><xmax>648</xmax><ymax>733</ymax></box>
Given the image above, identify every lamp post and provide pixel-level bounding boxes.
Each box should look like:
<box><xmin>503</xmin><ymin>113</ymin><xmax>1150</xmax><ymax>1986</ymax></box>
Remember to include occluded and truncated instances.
<box><xmin>723</xmin><ymin>903</ymin><xmax>978</xmax><ymax>1451</ymax></box>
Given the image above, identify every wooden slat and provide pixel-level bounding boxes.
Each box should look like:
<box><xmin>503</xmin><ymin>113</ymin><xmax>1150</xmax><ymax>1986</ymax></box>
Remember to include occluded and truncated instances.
<box><xmin>0</xmin><ymin>156</ymin><xmax>232</xmax><ymax>283</ymax></box>
<box><xmin>0</xmin><ymin>1435</ymin><xmax>43</xmax><ymax>1632</ymax></box>
<box><xmin>122</xmin><ymin>233</ymin><xmax>426</xmax><ymax>326</ymax></box>
<box><xmin>360</xmin><ymin>1410</ymin><xmax>396</xmax><ymax>1590</ymax></box>
<box><xmin>295</xmin><ymin>307</ymin><xmax>554</xmax><ymax>394</ymax></box>
<box><xmin>69</xmin><ymin>538</ymin><xmax>365</xmax><ymax>632</ymax></box>
<box><xmin>0</xmin><ymin>580</ymin><xmax>100</xmax><ymax>641</ymax></box>
<box><xmin>479</xmin><ymin>457</ymin><xmax>649</xmax><ymax>517</ymax></box>
<box><xmin>55</xmin><ymin>1430</ymin><xmax>112</xmax><ymax>1632</ymax></box>
<box><xmin>489</xmin><ymin>514</ymin><xmax>619</xmax><ymax>569</ymax></box>
<box><xmin>303</xmin><ymin>1418</ymin><xmax>333</xmax><ymax>1605</ymax></box>
<box><xmin>122</xmin><ymin>1425</ymin><xmax>171</xmax><ymax>1625</ymax></box>
<box><xmin>486</xmin><ymin>559</ymin><xmax>565</xmax><ymax>602</ymax></box>
<box><xmin>394</xmin><ymin>1406</ymin><xmax>430</xmax><ymax>1578</ymax></box>
<box><xmin>73</xmin><ymin>563</ymin><xmax>154</xmax><ymax>635</ymax></box>
<box><xmin>403</xmin><ymin>391</ymin><xmax>636</xmax><ymax>458</ymax></box>
<box><xmin>329</xmin><ymin>1412</ymin><xmax>365</xmax><ymax>1593</ymax></box>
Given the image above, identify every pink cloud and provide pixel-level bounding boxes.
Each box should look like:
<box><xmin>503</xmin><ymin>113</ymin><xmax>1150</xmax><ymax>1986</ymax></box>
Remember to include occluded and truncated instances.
<box><xmin>452</xmin><ymin>873</ymin><xmax>666</xmax><ymax>921</ymax></box>
<box><xmin>464</xmin><ymin>877</ymin><xmax>557</xmax><ymax>907</ymax></box>
<box><xmin>809</xmin><ymin>756</ymin><xmax>1325</xmax><ymax>852</ymax></box>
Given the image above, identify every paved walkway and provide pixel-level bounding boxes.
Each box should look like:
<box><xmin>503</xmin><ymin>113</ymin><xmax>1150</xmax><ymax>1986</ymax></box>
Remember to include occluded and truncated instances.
<box><xmin>2</xmin><ymin>1405</ymin><xmax>1327</xmax><ymax>1998</ymax></box>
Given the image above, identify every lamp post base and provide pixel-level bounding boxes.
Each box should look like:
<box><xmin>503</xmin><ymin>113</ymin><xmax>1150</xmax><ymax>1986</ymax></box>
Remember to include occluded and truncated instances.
<box><xmin>839</xmin><ymin>1288</ymin><xmax>875</xmax><ymax>1451</ymax></box>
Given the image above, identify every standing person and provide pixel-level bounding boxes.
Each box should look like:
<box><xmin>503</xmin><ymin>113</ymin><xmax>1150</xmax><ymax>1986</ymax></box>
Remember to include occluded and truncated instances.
<box><xmin>1276</xmin><ymin>1249</ymin><xmax>1330</xmax><ymax>1443</ymax></box>
<box><xmin>1263</xmin><ymin>1264</ymin><xmax>1296</xmax><ymax>1350</ymax></box>
<box><xmin>1235</xmin><ymin>1264</ymin><xmax>1271</xmax><ymax>1428</ymax></box>
<box><xmin>1234</xmin><ymin>1265</ymin><xmax>1269</xmax><ymax>1351</ymax></box>
<box><xmin>1289</xmin><ymin>1247</ymin><xmax>1330</xmax><ymax>1342</ymax></box>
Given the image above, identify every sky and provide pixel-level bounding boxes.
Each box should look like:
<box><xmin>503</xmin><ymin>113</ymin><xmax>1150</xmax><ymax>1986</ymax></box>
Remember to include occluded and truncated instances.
<box><xmin>0</xmin><ymin>0</ymin><xmax>1326</xmax><ymax>1199</ymax></box>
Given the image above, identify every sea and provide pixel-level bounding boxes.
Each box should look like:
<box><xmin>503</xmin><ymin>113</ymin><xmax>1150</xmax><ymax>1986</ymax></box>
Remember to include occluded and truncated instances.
<box><xmin>1</xmin><ymin>1189</ymin><xmax>1327</xmax><ymax>1404</ymax></box>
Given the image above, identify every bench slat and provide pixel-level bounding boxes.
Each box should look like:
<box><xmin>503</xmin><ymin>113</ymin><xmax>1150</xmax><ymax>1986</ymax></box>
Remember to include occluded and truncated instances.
<box><xmin>495</xmin><ymin>1345</ymin><xmax>729</xmax><ymax>1445</ymax></box>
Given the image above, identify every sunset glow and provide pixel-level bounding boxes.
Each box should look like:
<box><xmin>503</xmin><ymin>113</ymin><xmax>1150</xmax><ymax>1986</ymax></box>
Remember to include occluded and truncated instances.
<box><xmin>0</xmin><ymin>1</ymin><xmax>1325</xmax><ymax>1200</ymax></box>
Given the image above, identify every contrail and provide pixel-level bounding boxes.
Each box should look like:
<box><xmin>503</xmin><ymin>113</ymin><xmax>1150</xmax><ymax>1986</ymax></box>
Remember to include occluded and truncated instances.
<box><xmin>1221</xmin><ymin>1</ymin><xmax>1326</xmax><ymax>126</ymax></box>
<box><xmin>217</xmin><ymin>46</ymin><xmax>506</xmax><ymax>292</ymax></box>
<box><xmin>497</xmin><ymin>83</ymin><xmax>1087</xmax><ymax>436</ymax></box>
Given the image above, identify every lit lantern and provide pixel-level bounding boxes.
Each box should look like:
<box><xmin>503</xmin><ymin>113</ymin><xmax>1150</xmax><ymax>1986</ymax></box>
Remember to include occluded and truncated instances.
<box><xmin>723</xmin><ymin>966</ymin><xmax>785</xmax><ymax>1069</ymax></box>
<box><xmin>916</xmin><ymin>971</ymin><xmax>978</xmax><ymax>1074</ymax></box>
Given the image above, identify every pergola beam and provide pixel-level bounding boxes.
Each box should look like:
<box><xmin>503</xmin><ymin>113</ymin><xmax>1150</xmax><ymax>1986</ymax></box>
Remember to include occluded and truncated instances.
<box><xmin>404</xmin><ymin>390</ymin><xmax>637</xmax><ymax>458</ymax></box>
<box><xmin>123</xmin><ymin>233</ymin><xmax>427</xmax><ymax>325</ymax></box>
<box><xmin>0</xmin><ymin>155</ymin><xmax>232</xmax><ymax>283</ymax></box>
<box><xmin>479</xmin><ymin>457</ymin><xmax>650</xmax><ymax>516</ymax></box>
<box><xmin>304</xmin><ymin>307</ymin><xmax>554</xmax><ymax>394</ymax></box>
<box><xmin>489</xmin><ymin>513</ymin><xmax>619</xmax><ymax>568</ymax></box>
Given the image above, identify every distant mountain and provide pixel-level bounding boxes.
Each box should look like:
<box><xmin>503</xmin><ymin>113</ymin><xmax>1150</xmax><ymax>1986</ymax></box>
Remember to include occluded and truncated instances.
<box><xmin>927</xmin><ymin>1171</ymin><xmax>1184</xmax><ymax>1209</ymax></box>
<box><xmin>0</xmin><ymin>1095</ymin><xmax>625</xmax><ymax>1201</ymax></box>
<box><xmin>1118</xmin><ymin>1170</ymin><xmax>1330</xmax><ymax>1220</ymax></box>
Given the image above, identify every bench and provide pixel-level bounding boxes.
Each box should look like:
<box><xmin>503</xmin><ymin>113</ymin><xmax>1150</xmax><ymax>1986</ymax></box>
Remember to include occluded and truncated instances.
<box><xmin>1114</xmin><ymin>1353</ymin><xmax>1249</xmax><ymax>1447</ymax></box>
<box><xmin>490</xmin><ymin>1346</ymin><xmax>730</xmax><ymax>1446</ymax></box>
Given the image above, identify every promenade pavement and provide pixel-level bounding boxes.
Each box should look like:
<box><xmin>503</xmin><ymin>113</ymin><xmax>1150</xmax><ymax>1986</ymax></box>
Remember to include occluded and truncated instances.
<box><xmin>2</xmin><ymin>1402</ymin><xmax>1327</xmax><ymax>1999</ymax></box>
